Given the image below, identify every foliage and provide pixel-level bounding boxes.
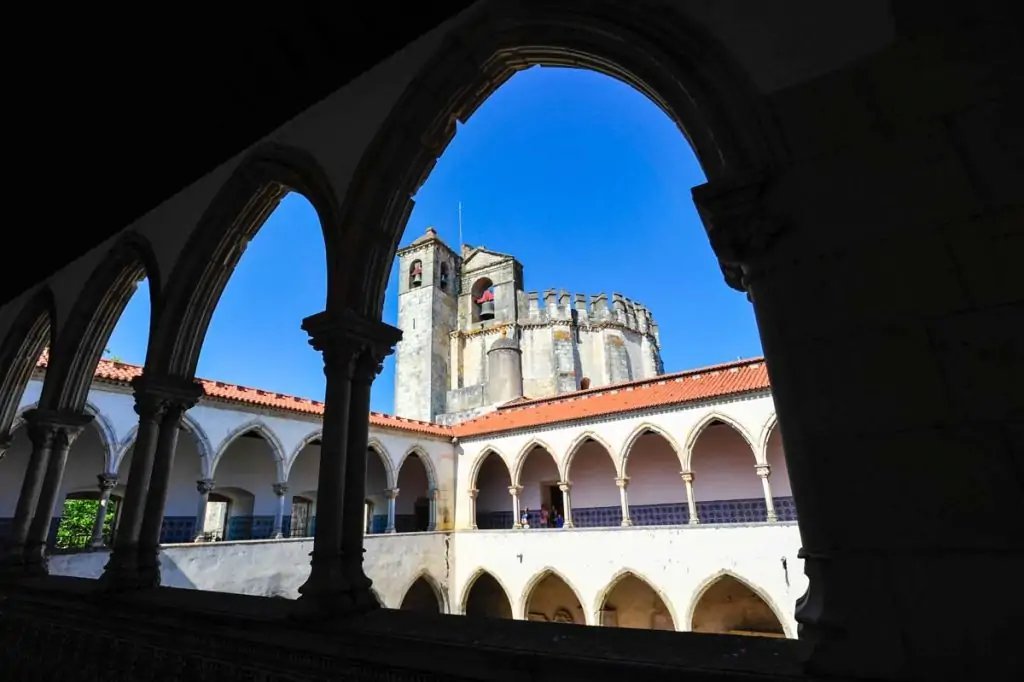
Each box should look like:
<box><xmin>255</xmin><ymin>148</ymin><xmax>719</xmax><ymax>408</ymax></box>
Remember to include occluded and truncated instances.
<box><xmin>55</xmin><ymin>498</ymin><xmax>117</xmax><ymax>550</ymax></box>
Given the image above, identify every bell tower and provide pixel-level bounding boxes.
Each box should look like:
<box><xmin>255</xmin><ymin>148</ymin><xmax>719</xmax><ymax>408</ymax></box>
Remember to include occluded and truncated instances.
<box><xmin>394</xmin><ymin>227</ymin><xmax>459</xmax><ymax>422</ymax></box>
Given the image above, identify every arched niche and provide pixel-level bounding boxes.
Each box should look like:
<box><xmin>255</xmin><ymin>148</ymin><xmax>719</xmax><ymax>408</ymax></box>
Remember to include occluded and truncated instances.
<box><xmin>524</xmin><ymin>571</ymin><xmax>586</xmax><ymax>625</ymax></box>
<box><xmin>209</xmin><ymin>428</ymin><xmax>278</xmax><ymax>540</ymax></box>
<box><xmin>690</xmin><ymin>574</ymin><xmax>786</xmax><ymax>638</ymax></box>
<box><xmin>463</xmin><ymin>571</ymin><xmax>513</xmax><ymax>620</ymax></box>
<box><xmin>598</xmin><ymin>572</ymin><xmax>675</xmax><ymax>631</ymax></box>
<box><xmin>395</xmin><ymin>451</ymin><xmax>430</xmax><ymax>532</ymax></box>
<box><xmin>400</xmin><ymin>575</ymin><xmax>444</xmax><ymax>614</ymax></box>
<box><xmin>516</xmin><ymin>444</ymin><xmax>559</xmax><ymax>528</ymax></box>
<box><xmin>564</xmin><ymin>438</ymin><xmax>618</xmax><ymax>527</ymax></box>
<box><xmin>473</xmin><ymin>451</ymin><xmax>511</xmax><ymax>529</ymax></box>
<box><xmin>690</xmin><ymin>420</ymin><xmax>764</xmax><ymax>523</ymax></box>
<box><xmin>622</xmin><ymin>429</ymin><xmax>686</xmax><ymax>525</ymax></box>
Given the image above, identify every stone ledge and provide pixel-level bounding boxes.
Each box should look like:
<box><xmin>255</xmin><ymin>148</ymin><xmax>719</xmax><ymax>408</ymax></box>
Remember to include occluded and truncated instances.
<box><xmin>0</xmin><ymin>575</ymin><xmax>818</xmax><ymax>681</ymax></box>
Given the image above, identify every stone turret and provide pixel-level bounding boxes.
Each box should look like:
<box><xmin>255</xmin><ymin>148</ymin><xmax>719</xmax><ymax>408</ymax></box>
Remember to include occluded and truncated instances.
<box><xmin>486</xmin><ymin>336</ymin><xmax>524</xmax><ymax>405</ymax></box>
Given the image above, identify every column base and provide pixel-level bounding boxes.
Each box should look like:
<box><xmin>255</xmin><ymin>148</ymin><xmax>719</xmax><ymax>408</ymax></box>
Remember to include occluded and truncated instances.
<box><xmin>563</xmin><ymin>521</ymin><xmax>574</xmax><ymax>529</ymax></box>
<box><xmin>766</xmin><ymin>512</ymin><xmax>778</xmax><ymax>523</ymax></box>
<box><xmin>687</xmin><ymin>518</ymin><xmax>700</xmax><ymax>525</ymax></box>
<box><xmin>512</xmin><ymin>522</ymin><xmax>522</xmax><ymax>529</ymax></box>
<box><xmin>98</xmin><ymin>545</ymin><xmax>148</xmax><ymax>592</ymax></box>
<box><xmin>620</xmin><ymin>519</ymin><xmax>633</xmax><ymax>527</ymax></box>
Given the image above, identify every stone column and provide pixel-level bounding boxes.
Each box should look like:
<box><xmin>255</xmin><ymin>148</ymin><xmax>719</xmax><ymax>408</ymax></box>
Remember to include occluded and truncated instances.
<box><xmin>101</xmin><ymin>375</ymin><xmax>199</xmax><ymax>591</ymax></box>
<box><xmin>468</xmin><ymin>488</ymin><xmax>479</xmax><ymax>529</ymax></box>
<box><xmin>272</xmin><ymin>483</ymin><xmax>288</xmax><ymax>539</ymax></box>
<box><xmin>89</xmin><ymin>473</ymin><xmax>119</xmax><ymax>549</ymax></box>
<box><xmin>680</xmin><ymin>471</ymin><xmax>699</xmax><ymax>524</ymax></box>
<box><xmin>22</xmin><ymin>411</ymin><xmax>92</xmax><ymax>573</ymax></box>
<box><xmin>342</xmin><ymin>343</ymin><xmax>394</xmax><ymax>610</ymax></box>
<box><xmin>558</xmin><ymin>481</ymin><xmax>574</xmax><ymax>528</ymax></box>
<box><xmin>756</xmin><ymin>464</ymin><xmax>778</xmax><ymax>523</ymax></box>
<box><xmin>427</xmin><ymin>487</ymin><xmax>439</xmax><ymax>531</ymax></box>
<box><xmin>509</xmin><ymin>485</ymin><xmax>523</xmax><ymax>528</ymax></box>
<box><xmin>615</xmin><ymin>476</ymin><xmax>633</xmax><ymax>527</ymax></box>
<box><xmin>295</xmin><ymin>309</ymin><xmax>400</xmax><ymax>617</ymax></box>
<box><xmin>193</xmin><ymin>479</ymin><xmax>215</xmax><ymax>541</ymax></box>
<box><xmin>384</xmin><ymin>488</ymin><xmax>398</xmax><ymax>534</ymax></box>
<box><xmin>136</xmin><ymin>379</ymin><xmax>202</xmax><ymax>588</ymax></box>
<box><xmin>1</xmin><ymin>411</ymin><xmax>73</xmax><ymax>571</ymax></box>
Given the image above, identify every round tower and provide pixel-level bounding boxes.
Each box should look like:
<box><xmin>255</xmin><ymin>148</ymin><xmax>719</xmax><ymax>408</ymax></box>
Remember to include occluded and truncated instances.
<box><xmin>486</xmin><ymin>336</ymin><xmax>523</xmax><ymax>405</ymax></box>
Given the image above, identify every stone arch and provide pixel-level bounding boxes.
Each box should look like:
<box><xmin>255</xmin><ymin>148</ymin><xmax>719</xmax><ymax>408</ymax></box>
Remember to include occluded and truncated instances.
<box><xmin>147</xmin><ymin>142</ymin><xmax>339</xmax><ymax>380</ymax></box>
<box><xmin>368</xmin><ymin>438</ymin><xmax>396</xmax><ymax>490</ymax></box>
<box><xmin>211</xmin><ymin>420</ymin><xmax>287</xmax><ymax>481</ymax></box>
<box><xmin>460</xmin><ymin>568</ymin><xmax>514</xmax><ymax>619</ymax></box>
<box><xmin>0</xmin><ymin>286</ymin><xmax>56</xmax><ymax>439</ymax></box>
<box><xmin>81</xmin><ymin>401</ymin><xmax>116</xmax><ymax>474</ymax></box>
<box><xmin>594</xmin><ymin>569</ymin><xmax>679</xmax><ymax>631</ymax></box>
<box><xmin>38</xmin><ymin>232</ymin><xmax>160</xmax><ymax>414</ymax></box>
<box><xmin>397</xmin><ymin>445</ymin><xmax>437</xmax><ymax>491</ymax></box>
<box><xmin>398</xmin><ymin>571</ymin><xmax>448</xmax><ymax>614</ymax></box>
<box><xmin>286</xmin><ymin>428</ymin><xmax>323</xmax><ymax>479</ymax></box>
<box><xmin>511</xmin><ymin>438</ymin><xmax>558</xmax><ymax>485</ymax></box>
<box><xmin>333</xmin><ymin>0</ymin><xmax>781</xmax><ymax>318</ymax></box>
<box><xmin>683</xmin><ymin>411</ymin><xmax>757</xmax><ymax>470</ymax></box>
<box><xmin>686</xmin><ymin>570</ymin><xmax>791</xmax><ymax>638</ymax></box>
<box><xmin>563</xmin><ymin>431</ymin><xmax>616</xmax><ymax>481</ymax></box>
<box><xmin>468</xmin><ymin>446</ymin><xmax>511</xmax><ymax>489</ymax></box>
<box><xmin>520</xmin><ymin>567</ymin><xmax>588</xmax><ymax>625</ymax></box>
<box><xmin>620</xmin><ymin>423</ymin><xmax>683</xmax><ymax>477</ymax></box>
<box><xmin>110</xmin><ymin>410</ymin><xmax>213</xmax><ymax>478</ymax></box>
<box><xmin>758</xmin><ymin>413</ymin><xmax>780</xmax><ymax>463</ymax></box>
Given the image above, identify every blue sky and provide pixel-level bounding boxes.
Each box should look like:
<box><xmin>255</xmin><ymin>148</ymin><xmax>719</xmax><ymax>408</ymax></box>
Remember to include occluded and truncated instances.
<box><xmin>105</xmin><ymin>67</ymin><xmax>762</xmax><ymax>414</ymax></box>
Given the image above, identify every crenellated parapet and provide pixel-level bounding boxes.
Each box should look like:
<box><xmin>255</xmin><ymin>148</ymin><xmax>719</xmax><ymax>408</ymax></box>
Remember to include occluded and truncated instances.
<box><xmin>518</xmin><ymin>289</ymin><xmax>659</xmax><ymax>341</ymax></box>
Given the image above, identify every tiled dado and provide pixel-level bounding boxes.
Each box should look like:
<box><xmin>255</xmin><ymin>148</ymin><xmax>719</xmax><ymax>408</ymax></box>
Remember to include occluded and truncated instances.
<box><xmin>476</xmin><ymin>497</ymin><xmax>798</xmax><ymax>529</ymax></box>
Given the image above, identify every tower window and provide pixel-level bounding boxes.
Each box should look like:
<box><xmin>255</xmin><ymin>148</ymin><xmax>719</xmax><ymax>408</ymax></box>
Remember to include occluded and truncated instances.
<box><xmin>472</xmin><ymin>277</ymin><xmax>495</xmax><ymax>322</ymax></box>
<box><xmin>439</xmin><ymin>262</ymin><xmax>450</xmax><ymax>291</ymax></box>
<box><xmin>409</xmin><ymin>260</ymin><xmax>423</xmax><ymax>288</ymax></box>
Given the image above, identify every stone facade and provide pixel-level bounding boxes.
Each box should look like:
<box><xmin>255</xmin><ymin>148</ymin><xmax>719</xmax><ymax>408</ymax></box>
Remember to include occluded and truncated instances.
<box><xmin>396</xmin><ymin>228</ymin><xmax>664</xmax><ymax>423</ymax></box>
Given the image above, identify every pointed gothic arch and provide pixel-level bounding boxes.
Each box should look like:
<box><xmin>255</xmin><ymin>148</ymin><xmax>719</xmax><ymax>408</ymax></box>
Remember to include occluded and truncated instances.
<box><xmin>511</xmin><ymin>438</ymin><xmax>558</xmax><ymax>486</ymax></box>
<box><xmin>286</xmin><ymin>428</ymin><xmax>323</xmax><ymax>478</ymax></box>
<box><xmin>468</xmin><ymin>446</ymin><xmax>511</xmax><ymax>489</ymax></box>
<box><xmin>594</xmin><ymin>569</ymin><xmax>678</xmax><ymax>631</ymax></box>
<box><xmin>683</xmin><ymin>411</ymin><xmax>757</xmax><ymax>470</ymax></box>
<box><xmin>686</xmin><ymin>570</ymin><xmax>790</xmax><ymax>638</ymax></box>
<box><xmin>38</xmin><ymin>232</ymin><xmax>160</xmax><ymax>414</ymax></box>
<box><xmin>210</xmin><ymin>419</ymin><xmax>287</xmax><ymax>481</ymax></box>
<box><xmin>398</xmin><ymin>571</ymin><xmax>447</xmax><ymax>614</ymax></box>
<box><xmin>620</xmin><ymin>422</ymin><xmax>683</xmax><ymax>476</ymax></box>
<box><xmin>331</xmin><ymin>0</ymin><xmax>779</xmax><ymax>317</ymax></box>
<box><xmin>521</xmin><ymin>567</ymin><xmax>588</xmax><ymax>625</ymax></box>
<box><xmin>367</xmin><ymin>438</ymin><xmax>396</xmax><ymax>490</ymax></box>
<box><xmin>758</xmin><ymin>413</ymin><xmax>780</xmax><ymax>463</ymax></box>
<box><xmin>146</xmin><ymin>142</ymin><xmax>338</xmax><ymax>380</ymax></box>
<box><xmin>460</xmin><ymin>568</ymin><xmax>514</xmax><ymax>619</ymax></box>
<box><xmin>0</xmin><ymin>287</ymin><xmax>56</xmax><ymax>440</ymax></box>
<box><xmin>397</xmin><ymin>445</ymin><xmax>437</xmax><ymax>491</ymax></box>
<box><xmin>562</xmin><ymin>432</ymin><xmax>614</xmax><ymax>479</ymax></box>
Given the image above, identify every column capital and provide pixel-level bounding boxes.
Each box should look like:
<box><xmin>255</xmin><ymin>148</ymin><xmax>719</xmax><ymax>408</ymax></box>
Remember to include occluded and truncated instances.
<box><xmin>302</xmin><ymin>309</ymin><xmax>402</xmax><ymax>381</ymax></box>
<box><xmin>508</xmin><ymin>485</ymin><xmax>523</xmax><ymax>496</ymax></box>
<box><xmin>468</xmin><ymin>488</ymin><xmax>479</xmax><ymax>499</ymax></box>
<box><xmin>557</xmin><ymin>481</ymin><xmax>572</xmax><ymax>493</ymax></box>
<box><xmin>615</xmin><ymin>476</ymin><xmax>630</xmax><ymax>489</ymax></box>
<box><xmin>131</xmin><ymin>374</ymin><xmax>203</xmax><ymax>420</ymax></box>
<box><xmin>691</xmin><ymin>171</ymin><xmax>785</xmax><ymax>292</ymax></box>
<box><xmin>384</xmin><ymin>487</ymin><xmax>400</xmax><ymax>500</ymax></box>
<box><xmin>756</xmin><ymin>463</ymin><xmax>772</xmax><ymax>478</ymax></box>
<box><xmin>97</xmin><ymin>473</ymin><xmax>118</xmax><ymax>491</ymax></box>
<box><xmin>680</xmin><ymin>471</ymin><xmax>695</xmax><ymax>483</ymax></box>
<box><xmin>272</xmin><ymin>482</ymin><xmax>289</xmax><ymax>497</ymax></box>
<box><xmin>196</xmin><ymin>478</ymin><xmax>216</xmax><ymax>495</ymax></box>
<box><xmin>23</xmin><ymin>408</ymin><xmax>93</xmax><ymax>449</ymax></box>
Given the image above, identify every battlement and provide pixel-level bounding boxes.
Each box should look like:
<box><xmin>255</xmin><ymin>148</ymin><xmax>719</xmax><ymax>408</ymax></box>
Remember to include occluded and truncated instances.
<box><xmin>519</xmin><ymin>289</ymin><xmax>659</xmax><ymax>338</ymax></box>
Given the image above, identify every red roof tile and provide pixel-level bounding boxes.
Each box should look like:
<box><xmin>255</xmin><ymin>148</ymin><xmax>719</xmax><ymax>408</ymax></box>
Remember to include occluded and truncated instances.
<box><xmin>451</xmin><ymin>357</ymin><xmax>771</xmax><ymax>438</ymax></box>
<box><xmin>34</xmin><ymin>351</ymin><xmax>770</xmax><ymax>439</ymax></box>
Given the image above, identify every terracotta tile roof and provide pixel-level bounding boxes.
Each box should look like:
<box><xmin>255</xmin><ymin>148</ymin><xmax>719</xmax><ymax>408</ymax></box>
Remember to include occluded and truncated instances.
<box><xmin>451</xmin><ymin>357</ymin><xmax>771</xmax><ymax>439</ymax></box>
<box><xmin>34</xmin><ymin>351</ymin><xmax>450</xmax><ymax>438</ymax></box>
<box><xmin>34</xmin><ymin>351</ymin><xmax>770</xmax><ymax>439</ymax></box>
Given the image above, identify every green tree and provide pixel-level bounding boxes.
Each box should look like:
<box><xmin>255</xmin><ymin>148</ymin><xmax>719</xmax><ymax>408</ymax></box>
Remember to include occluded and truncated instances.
<box><xmin>55</xmin><ymin>498</ymin><xmax>117</xmax><ymax>550</ymax></box>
